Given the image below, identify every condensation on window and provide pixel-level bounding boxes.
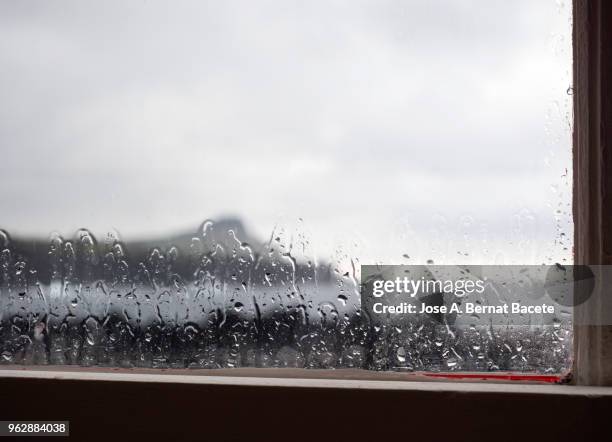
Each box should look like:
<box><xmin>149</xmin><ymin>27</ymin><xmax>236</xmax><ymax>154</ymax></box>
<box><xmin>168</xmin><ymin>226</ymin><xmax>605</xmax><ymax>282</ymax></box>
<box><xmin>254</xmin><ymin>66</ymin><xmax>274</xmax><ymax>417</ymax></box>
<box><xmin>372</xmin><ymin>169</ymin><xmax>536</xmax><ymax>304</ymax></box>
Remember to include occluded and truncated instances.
<box><xmin>0</xmin><ymin>219</ymin><xmax>572</xmax><ymax>371</ymax></box>
<box><xmin>0</xmin><ymin>1</ymin><xmax>572</xmax><ymax>372</ymax></box>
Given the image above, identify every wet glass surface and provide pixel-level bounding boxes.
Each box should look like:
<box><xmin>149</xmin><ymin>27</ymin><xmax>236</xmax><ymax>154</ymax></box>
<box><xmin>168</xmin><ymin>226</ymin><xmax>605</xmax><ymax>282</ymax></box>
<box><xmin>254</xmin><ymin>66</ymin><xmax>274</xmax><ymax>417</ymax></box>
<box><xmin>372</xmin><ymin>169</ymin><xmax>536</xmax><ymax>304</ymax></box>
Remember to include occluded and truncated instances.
<box><xmin>0</xmin><ymin>1</ymin><xmax>572</xmax><ymax>373</ymax></box>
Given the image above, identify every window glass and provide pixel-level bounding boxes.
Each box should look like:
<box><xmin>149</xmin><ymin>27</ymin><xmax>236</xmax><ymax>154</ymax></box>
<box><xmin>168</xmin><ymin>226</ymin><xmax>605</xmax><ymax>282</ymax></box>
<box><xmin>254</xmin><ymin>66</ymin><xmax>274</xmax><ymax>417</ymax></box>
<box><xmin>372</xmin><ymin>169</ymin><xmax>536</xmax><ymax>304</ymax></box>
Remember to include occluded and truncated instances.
<box><xmin>0</xmin><ymin>1</ymin><xmax>572</xmax><ymax>372</ymax></box>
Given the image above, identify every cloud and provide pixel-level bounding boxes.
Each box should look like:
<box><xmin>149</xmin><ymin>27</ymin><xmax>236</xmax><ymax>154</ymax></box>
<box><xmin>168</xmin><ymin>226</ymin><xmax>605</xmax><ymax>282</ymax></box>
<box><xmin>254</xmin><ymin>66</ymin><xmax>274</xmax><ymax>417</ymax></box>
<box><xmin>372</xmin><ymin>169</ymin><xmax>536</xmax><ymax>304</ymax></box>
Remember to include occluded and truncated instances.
<box><xmin>0</xmin><ymin>0</ymin><xmax>572</xmax><ymax>263</ymax></box>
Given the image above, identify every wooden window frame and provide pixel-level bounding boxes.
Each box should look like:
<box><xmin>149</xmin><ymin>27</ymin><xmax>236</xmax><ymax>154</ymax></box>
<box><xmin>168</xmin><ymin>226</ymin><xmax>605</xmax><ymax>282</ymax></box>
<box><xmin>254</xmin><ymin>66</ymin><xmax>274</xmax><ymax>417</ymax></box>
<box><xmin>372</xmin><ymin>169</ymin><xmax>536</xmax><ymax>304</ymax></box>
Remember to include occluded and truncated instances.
<box><xmin>572</xmin><ymin>0</ymin><xmax>612</xmax><ymax>386</ymax></box>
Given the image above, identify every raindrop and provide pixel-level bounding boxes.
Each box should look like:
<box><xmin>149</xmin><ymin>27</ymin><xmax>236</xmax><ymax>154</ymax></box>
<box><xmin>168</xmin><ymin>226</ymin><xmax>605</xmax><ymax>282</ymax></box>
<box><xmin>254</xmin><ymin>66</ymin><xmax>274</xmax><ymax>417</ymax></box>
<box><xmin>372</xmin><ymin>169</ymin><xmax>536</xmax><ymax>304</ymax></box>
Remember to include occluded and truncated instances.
<box><xmin>396</xmin><ymin>347</ymin><xmax>406</xmax><ymax>363</ymax></box>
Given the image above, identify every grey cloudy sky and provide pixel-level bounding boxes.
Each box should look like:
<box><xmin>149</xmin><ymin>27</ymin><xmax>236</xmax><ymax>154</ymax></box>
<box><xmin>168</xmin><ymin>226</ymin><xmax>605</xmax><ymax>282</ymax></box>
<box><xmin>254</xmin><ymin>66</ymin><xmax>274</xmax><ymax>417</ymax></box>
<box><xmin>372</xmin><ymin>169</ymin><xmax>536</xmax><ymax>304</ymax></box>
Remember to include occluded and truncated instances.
<box><xmin>0</xmin><ymin>0</ymin><xmax>572</xmax><ymax>264</ymax></box>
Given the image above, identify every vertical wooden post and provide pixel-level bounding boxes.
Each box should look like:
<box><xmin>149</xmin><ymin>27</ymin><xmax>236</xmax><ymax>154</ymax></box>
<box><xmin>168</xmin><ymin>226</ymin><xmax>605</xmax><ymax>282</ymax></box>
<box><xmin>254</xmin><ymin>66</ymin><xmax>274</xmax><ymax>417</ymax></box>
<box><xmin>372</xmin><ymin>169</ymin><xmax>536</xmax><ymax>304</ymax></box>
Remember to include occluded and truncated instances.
<box><xmin>573</xmin><ymin>0</ymin><xmax>612</xmax><ymax>385</ymax></box>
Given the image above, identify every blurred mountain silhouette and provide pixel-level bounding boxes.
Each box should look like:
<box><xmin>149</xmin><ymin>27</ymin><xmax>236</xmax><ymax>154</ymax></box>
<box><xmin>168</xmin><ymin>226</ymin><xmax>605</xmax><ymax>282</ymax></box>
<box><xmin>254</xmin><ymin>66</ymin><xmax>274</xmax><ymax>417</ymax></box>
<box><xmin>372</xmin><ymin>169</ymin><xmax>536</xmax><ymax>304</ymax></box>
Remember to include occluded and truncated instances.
<box><xmin>2</xmin><ymin>217</ymin><xmax>334</xmax><ymax>286</ymax></box>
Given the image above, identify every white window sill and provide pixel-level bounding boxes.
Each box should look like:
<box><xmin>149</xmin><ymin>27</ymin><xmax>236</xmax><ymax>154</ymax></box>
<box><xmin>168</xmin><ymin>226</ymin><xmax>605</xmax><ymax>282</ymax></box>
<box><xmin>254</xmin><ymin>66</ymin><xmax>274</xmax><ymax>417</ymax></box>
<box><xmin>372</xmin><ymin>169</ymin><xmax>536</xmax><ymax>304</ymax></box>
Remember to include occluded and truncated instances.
<box><xmin>1</xmin><ymin>367</ymin><xmax>610</xmax><ymax>396</ymax></box>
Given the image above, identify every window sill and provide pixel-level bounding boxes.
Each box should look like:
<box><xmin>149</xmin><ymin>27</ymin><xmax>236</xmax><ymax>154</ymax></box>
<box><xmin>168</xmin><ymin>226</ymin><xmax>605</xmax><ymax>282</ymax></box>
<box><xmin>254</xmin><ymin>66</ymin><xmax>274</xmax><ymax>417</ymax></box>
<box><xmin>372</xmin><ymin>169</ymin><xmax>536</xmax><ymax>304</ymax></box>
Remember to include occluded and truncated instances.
<box><xmin>0</xmin><ymin>366</ymin><xmax>584</xmax><ymax>391</ymax></box>
<box><xmin>1</xmin><ymin>367</ymin><xmax>610</xmax><ymax>441</ymax></box>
